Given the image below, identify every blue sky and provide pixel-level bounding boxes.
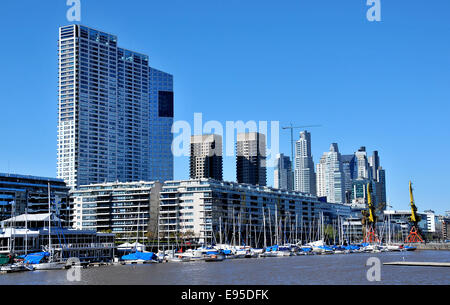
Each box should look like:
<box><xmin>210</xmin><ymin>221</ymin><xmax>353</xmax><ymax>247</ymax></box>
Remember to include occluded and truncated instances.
<box><xmin>0</xmin><ymin>0</ymin><xmax>449</xmax><ymax>214</ymax></box>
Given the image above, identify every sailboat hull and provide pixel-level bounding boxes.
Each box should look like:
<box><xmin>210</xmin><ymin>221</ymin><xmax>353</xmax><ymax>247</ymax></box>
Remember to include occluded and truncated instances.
<box><xmin>32</xmin><ymin>262</ymin><xmax>66</xmax><ymax>270</ymax></box>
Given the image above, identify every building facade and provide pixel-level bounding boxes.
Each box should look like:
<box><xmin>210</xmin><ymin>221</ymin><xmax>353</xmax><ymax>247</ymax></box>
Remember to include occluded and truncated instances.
<box><xmin>190</xmin><ymin>135</ymin><xmax>223</xmax><ymax>181</ymax></box>
<box><xmin>341</xmin><ymin>154</ymin><xmax>356</xmax><ymax>203</ymax></box>
<box><xmin>159</xmin><ymin>179</ymin><xmax>321</xmax><ymax>247</ymax></box>
<box><xmin>383</xmin><ymin>210</ymin><xmax>429</xmax><ymax>237</ymax></box>
<box><xmin>57</xmin><ymin>25</ymin><xmax>174</xmax><ymax>189</ymax></box>
<box><xmin>316</xmin><ymin>144</ymin><xmax>345</xmax><ymax>203</ymax></box>
<box><xmin>0</xmin><ymin>214</ymin><xmax>115</xmax><ymax>261</ymax></box>
<box><xmin>355</xmin><ymin>147</ymin><xmax>369</xmax><ymax>179</ymax></box>
<box><xmin>0</xmin><ymin>173</ymin><xmax>71</xmax><ymax>224</ymax></box>
<box><xmin>274</xmin><ymin>154</ymin><xmax>293</xmax><ymax>191</ymax></box>
<box><xmin>294</xmin><ymin>131</ymin><xmax>316</xmax><ymax>195</ymax></box>
<box><xmin>71</xmin><ymin>181</ymin><xmax>162</xmax><ymax>243</ymax></box>
<box><xmin>236</xmin><ymin>132</ymin><xmax>267</xmax><ymax>186</ymax></box>
<box><xmin>316</xmin><ymin>155</ymin><xmax>327</xmax><ymax>198</ymax></box>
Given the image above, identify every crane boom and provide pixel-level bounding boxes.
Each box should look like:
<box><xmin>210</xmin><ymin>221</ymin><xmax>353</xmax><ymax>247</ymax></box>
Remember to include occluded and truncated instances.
<box><xmin>281</xmin><ymin>123</ymin><xmax>322</xmax><ymax>164</ymax></box>
<box><xmin>405</xmin><ymin>181</ymin><xmax>424</xmax><ymax>243</ymax></box>
<box><xmin>409</xmin><ymin>181</ymin><xmax>420</xmax><ymax>224</ymax></box>
<box><xmin>362</xmin><ymin>182</ymin><xmax>379</xmax><ymax>243</ymax></box>
<box><xmin>367</xmin><ymin>182</ymin><xmax>376</xmax><ymax>224</ymax></box>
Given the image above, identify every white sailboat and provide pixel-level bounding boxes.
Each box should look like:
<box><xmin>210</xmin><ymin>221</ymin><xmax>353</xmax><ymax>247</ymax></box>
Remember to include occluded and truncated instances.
<box><xmin>32</xmin><ymin>184</ymin><xmax>66</xmax><ymax>270</ymax></box>
<box><xmin>0</xmin><ymin>201</ymin><xmax>35</xmax><ymax>273</ymax></box>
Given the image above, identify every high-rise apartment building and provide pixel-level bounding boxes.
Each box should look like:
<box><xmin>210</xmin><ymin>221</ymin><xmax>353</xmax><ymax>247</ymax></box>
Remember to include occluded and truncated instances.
<box><xmin>355</xmin><ymin>147</ymin><xmax>369</xmax><ymax>179</ymax></box>
<box><xmin>236</xmin><ymin>132</ymin><xmax>267</xmax><ymax>186</ymax></box>
<box><xmin>341</xmin><ymin>154</ymin><xmax>356</xmax><ymax>203</ymax></box>
<box><xmin>316</xmin><ymin>155</ymin><xmax>327</xmax><ymax>198</ymax></box>
<box><xmin>159</xmin><ymin>179</ymin><xmax>320</xmax><ymax>246</ymax></box>
<box><xmin>369</xmin><ymin>151</ymin><xmax>380</xmax><ymax>181</ymax></box>
<box><xmin>316</xmin><ymin>144</ymin><xmax>345</xmax><ymax>203</ymax></box>
<box><xmin>294</xmin><ymin>131</ymin><xmax>316</xmax><ymax>195</ymax></box>
<box><xmin>71</xmin><ymin>181</ymin><xmax>162</xmax><ymax>242</ymax></box>
<box><xmin>190</xmin><ymin>135</ymin><xmax>223</xmax><ymax>181</ymax></box>
<box><xmin>57</xmin><ymin>25</ymin><xmax>174</xmax><ymax>189</ymax></box>
<box><xmin>274</xmin><ymin>154</ymin><xmax>293</xmax><ymax>191</ymax></box>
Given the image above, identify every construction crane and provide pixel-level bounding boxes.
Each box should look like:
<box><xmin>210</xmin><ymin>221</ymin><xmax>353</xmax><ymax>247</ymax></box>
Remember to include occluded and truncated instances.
<box><xmin>405</xmin><ymin>181</ymin><xmax>424</xmax><ymax>243</ymax></box>
<box><xmin>282</xmin><ymin>123</ymin><xmax>322</xmax><ymax>163</ymax></box>
<box><xmin>362</xmin><ymin>182</ymin><xmax>379</xmax><ymax>243</ymax></box>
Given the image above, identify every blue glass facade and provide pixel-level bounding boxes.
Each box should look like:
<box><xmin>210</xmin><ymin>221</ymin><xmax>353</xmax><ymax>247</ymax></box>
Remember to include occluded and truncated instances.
<box><xmin>57</xmin><ymin>25</ymin><xmax>174</xmax><ymax>189</ymax></box>
<box><xmin>0</xmin><ymin>173</ymin><xmax>71</xmax><ymax>223</ymax></box>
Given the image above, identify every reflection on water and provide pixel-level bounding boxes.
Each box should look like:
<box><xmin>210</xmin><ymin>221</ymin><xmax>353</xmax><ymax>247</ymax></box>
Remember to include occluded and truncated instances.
<box><xmin>1</xmin><ymin>250</ymin><xmax>449</xmax><ymax>285</ymax></box>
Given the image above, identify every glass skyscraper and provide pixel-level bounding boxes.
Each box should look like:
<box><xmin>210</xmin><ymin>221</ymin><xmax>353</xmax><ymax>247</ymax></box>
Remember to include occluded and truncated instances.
<box><xmin>294</xmin><ymin>131</ymin><xmax>316</xmax><ymax>195</ymax></box>
<box><xmin>57</xmin><ymin>25</ymin><xmax>174</xmax><ymax>189</ymax></box>
<box><xmin>316</xmin><ymin>143</ymin><xmax>345</xmax><ymax>203</ymax></box>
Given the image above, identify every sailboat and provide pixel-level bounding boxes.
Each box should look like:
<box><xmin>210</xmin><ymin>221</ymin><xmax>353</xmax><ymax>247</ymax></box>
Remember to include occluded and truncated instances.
<box><xmin>29</xmin><ymin>184</ymin><xmax>66</xmax><ymax>270</ymax></box>
<box><xmin>121</xmin><ymin>202</ymin><xmax>159</xmax><ymax>264</ymax></box>
<box><xmin>306</xmin><ymin>213</ymin><xmax>334</xmax><ymax>254</ymax></box>
<box><xmin>0</xmin><ymin>201</ymin><xmax>34</xmax><ymax>273</ymax></box>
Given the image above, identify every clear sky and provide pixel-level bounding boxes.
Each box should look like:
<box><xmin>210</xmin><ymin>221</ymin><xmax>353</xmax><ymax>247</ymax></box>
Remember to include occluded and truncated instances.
<box><xmin>0</xmin><ymin>0</ymin><xmax>449</xmax><ymax>214</ymax></box>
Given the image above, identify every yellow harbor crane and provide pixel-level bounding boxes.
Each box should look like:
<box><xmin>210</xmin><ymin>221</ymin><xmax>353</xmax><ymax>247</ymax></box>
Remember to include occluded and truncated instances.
<box><xmin>362</xmin><ymin>182</ymin><xmax>379</xmax><ymax>243</ymax></box>
<box><xmin>405</xmin><ymin>181</ymin><xmax>424</xmax><ymax>243</ymax></box>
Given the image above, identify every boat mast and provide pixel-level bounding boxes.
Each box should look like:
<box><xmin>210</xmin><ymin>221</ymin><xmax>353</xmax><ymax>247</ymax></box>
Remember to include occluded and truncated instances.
<box><xmin>274</xmin><ymin>208</ymin><xmax>278</xmax><ymax>245</ymax></box>
<box><xmin>238</xmin><ymin>212</ymin><xmax>241</xmax><ymax>247</ymax></box>
<box><xmin>300</xmin><ymin>216</ymin><xmax>304</xmax><ymax>245</ymax></box>
<box><xmin>136</xmin><ymin>201</ymin><xmax>140</xmax><ymax>249</ymax></box>
<box><xmin>25</xmin><ymin>203</ymin><xmax>28</xmax><ymax>256</ymax></box>
<box><xmin>268</xmin><ymin>208</ymin><xmax>272</xmax><ymax>246</ymax></box>
<box><xmin>254</xmin><ymin>214</ymin><xmax>257</xmax><ymax>248</ymax></box>
<box><xmin>157</xmin><ymin>207</ymin><xmax>160</xmax><ymax>253</ymax></box>
<box><xmin>263</xmin><ymin>207</ymin><xmax>267</xmax><ymax>248</ymax></box>
<box><xmin>11</xmin><ymin>200</ymin><xmax>16</xmax><ymax>255</ymax></box>
<box><xmin>48</xmin><ymin>183</ymin><xmax>52</xmax><ymax>257</ymax></box>
<box><xmin>248</xmin><ymin>214</ymin><xmax>251</xmax><ymax>248</ymax></box>
<box><xmin>321</xmin><ymin>212</ymin><xmax>324</xmax><ymax>241</ymax></box>
<box><xmin>219</xmin><ymin>216</ymin><xmax>222</xmax><ymax>246</ymax></box>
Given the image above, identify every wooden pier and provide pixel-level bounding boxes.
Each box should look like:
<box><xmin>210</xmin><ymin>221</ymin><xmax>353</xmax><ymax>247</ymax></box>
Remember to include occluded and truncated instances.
<box><xmin>383</xmin><ymin>261</ymin><xmax>450</xmax><ymax>267</ymax></box>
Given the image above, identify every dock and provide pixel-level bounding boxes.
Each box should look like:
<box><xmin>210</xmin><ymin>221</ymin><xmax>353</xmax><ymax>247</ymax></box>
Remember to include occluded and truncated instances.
<box><xmin>384</xmin><ymin>262</ymin><xmax>450</xmax><ymax>267</ymax></box>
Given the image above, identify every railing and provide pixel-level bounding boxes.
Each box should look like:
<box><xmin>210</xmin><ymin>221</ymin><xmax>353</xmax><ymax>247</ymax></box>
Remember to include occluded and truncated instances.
<box><xmin>0</xmin><ymin>243</ymin><xmax>116</xmax><ymax>253</ymax></box>
<box><xmin>58</xmin><ymin>243</ymin><xmax>115</xmax><ymax>250</ymax></box>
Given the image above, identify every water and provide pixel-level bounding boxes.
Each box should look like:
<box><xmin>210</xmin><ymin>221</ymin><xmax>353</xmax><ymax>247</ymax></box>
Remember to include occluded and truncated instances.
<box><xmin>1</xmin><ymin>250</ymin><xmax>449</xmax><ymax>285</ymax></box>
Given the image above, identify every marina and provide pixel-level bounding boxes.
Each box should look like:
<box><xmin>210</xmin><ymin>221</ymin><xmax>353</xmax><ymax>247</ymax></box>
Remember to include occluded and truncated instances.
<box><xmin>0</xmin><ymin>181</ymin><xmax>446</xmax><ymax>278</ymax></box>
<box><xmin>0</xmin><ymin>250</ymin><xmax>448</xmax><ymax>285</ymax></box>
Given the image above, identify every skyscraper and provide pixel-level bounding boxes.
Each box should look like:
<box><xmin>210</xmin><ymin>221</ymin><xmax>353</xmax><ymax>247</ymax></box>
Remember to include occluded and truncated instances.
<box><xmin>274</xmin><ymin>153</ymin><xmax>293</xmax><ymax>191</ymax></box>
<box><xmin>355</xmin><ymin>147</ymin><xmax>369</xmax><ymax>179</ymax></box>
<box><xmin>294</xmin><ymin>131</ymin><xmax>316</xmax><ymax>195</ymax></box>
<box><xmin>316</xmin><ymin>143</ymin><xmax>345</xmax><ymax>203</ymax></box>
<box><xmin>316</xmin><ymin>155</ymin><xmax>327</xmax><ymax>198</ymax></box>
<box><xmin>341</xmin><ymin>154</ymin><xmax>356</xmax><ymax>203</ymax></box>
<box><xmin>369</xmin><ymin>150</ymin><xmax>380</xmax><ymax>181</ymax></box>
<box><xmin>375</xmin><ymin>166</ymin><xmax>387</xmax><ymax>207</ymax></box>
<box><xmin>236</xmin><ymin>132</ymin><xmax>267</xmax><ymax>186</ymax></box>
<box><xmin>57</xmin><ymin>25</ymin><xmax>174</xmax><ymax>189</ymax></box>
<box><xmin>190</xmin><ymin>134</ymin><xmax>223</xmax><ymax>181</ymax></box>
<box><xmin>326</xmin><ymin>143</ymin><xmax>345</xmax><ymax>203</ymax></box>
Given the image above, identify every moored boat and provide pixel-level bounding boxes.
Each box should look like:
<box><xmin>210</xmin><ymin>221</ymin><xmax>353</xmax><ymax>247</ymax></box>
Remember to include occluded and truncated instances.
<box><xmin>22</xmin><ymin>252</ymin><xmax>66</xmax><ymax>270</ymax></box>
<box><xmin>204</xmin><ymin>251</ymin><xmax>225</xmax><ymax>262</ymax></box>
<box><xmin>121</xmin><ymin>251</ymin><xmax>158</xmax><ymax>264</ymax></box>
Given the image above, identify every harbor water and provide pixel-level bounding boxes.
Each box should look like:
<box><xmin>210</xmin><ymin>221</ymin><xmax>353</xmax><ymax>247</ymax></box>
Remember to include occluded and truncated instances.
<box><xmin>0</xmin><ymin>250</ymin><xmax>448</xmax><ymax>285</ymax></box>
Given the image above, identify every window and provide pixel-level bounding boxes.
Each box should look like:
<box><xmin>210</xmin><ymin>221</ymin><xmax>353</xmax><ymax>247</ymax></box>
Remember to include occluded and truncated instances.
<box><xmin>158</xmin><ymin>91</ymin><xmax>174</xmax><ymax>118</ymax></box>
